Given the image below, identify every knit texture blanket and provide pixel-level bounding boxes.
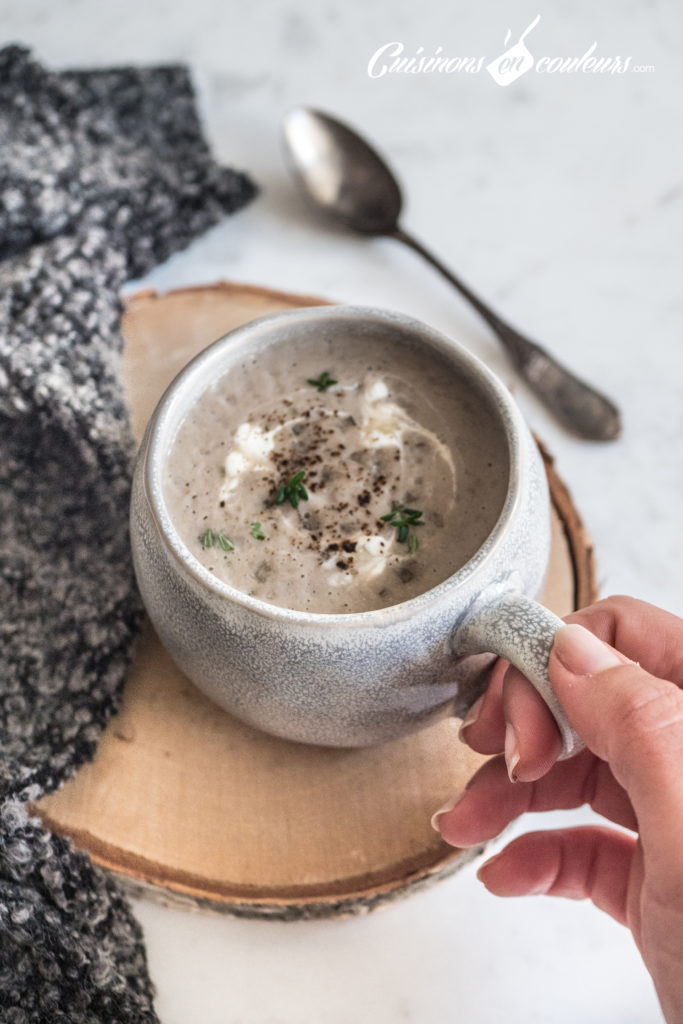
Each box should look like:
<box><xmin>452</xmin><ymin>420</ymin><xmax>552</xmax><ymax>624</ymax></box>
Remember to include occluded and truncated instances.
<box><xmin>0</xmin><ymin>45</ymin><xmax>257</xmax><ymax>1021</ymax></box>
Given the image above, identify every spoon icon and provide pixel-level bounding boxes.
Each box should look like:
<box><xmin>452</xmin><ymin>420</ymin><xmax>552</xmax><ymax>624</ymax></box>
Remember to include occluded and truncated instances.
<box><xmin>282</xmin><ymin>107</ymin><xmax>622</xmax><ymax>441</ymax></box>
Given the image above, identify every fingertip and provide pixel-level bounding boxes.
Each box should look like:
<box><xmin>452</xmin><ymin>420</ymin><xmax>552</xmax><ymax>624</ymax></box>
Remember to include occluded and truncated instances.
<box><xmin>430</xmin><ymin>791</ymin><xmax>464</xmax><ymax>833</ymax></box>
<box><xmin>457</xmin><ymin>693</ymin><xmax>485</xmax><ymax>744</ymax></box>
<box><xmin>476</xmin><ymin>842</ymin><xmax>550</xmax><ymax>897</ymax></box>
<box><xmin>476</xmin><ymin>853</ymin><xmax>501</xmax><ymax>888</ymax></box>
<box><xmin>435</xmin><ymin>755</ymin><xmax>533</xmax><ymax>849</ymax></box>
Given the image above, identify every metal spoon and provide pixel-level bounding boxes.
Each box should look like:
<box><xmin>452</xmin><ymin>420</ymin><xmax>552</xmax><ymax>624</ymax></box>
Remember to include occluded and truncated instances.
<box><xmin>282</xmin><ymin>107</ymin><xmax>622</xmax><ymax>441</ymax></box>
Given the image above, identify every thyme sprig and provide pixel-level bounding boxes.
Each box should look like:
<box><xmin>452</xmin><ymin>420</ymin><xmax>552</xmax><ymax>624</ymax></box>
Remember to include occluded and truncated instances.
<box><xmin>201</xmin><ymin>528</ymin><xmax>235</xmax><ymax>552</ymax></box>
<box><xmin>251</xmin><ymin>521</ymin><xmax>266</xmax><ymax>540</ymax></box>
<box><xmin>380</xmin><ymin>502</ymin><xmax>424</xmax><ymax>552</ymax></box>
<box><xmin>307</xmin><ymin>370</ymin><xmax>338</xmax><ymax>392</ymax></box>
<box><xmin>276</xmin><ymin>470</ymin><xmax>309</xmax><ymax>510</ymax></box>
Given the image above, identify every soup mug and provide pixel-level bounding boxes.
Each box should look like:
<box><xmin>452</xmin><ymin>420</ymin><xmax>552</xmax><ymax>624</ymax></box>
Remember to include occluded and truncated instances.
<box><xmin>130</xmin><ymin>306</ymin><xmax>581</xmax><ymax>758</ymax></box>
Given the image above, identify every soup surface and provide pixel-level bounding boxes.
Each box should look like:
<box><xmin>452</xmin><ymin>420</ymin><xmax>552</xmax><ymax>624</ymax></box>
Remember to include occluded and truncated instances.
<box><xmin>164</xmin><ymin>331</ymin><xmax>509</xmax><ymax>613</ymax></box>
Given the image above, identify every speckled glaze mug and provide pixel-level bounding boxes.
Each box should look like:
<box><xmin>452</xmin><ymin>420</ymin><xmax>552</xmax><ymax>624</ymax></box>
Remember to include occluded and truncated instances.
<box><xmin>130</xmin><ymin>306</ymin><xmax>581</xmax><ymax>758</ymax></box>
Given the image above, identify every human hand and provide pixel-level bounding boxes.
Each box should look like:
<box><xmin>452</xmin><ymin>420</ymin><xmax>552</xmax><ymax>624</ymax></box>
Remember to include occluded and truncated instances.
<box><xmin>432</xmin><ymin>597</ymin><xmax>683</xmax><ymax>1024</ymax></box>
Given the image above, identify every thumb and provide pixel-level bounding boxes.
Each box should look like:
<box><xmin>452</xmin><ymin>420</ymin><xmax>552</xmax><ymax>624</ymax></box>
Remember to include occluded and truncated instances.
<box><xmin>550</xmin><ymin>623</ymin><xmax>683</xmax><ymax>851</ymax></box>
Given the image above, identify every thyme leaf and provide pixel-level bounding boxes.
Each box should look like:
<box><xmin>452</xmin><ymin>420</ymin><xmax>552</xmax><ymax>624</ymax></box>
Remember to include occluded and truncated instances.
<box><xmin>381</xmin><ymin>502</ymin><xmax>424</xmax><ymax>552</ymax></box>
<box><xmin>201</xmin><ymin>528</ymin><xmax>235</xmax><ymax>552</ymax></box>
<box><xmin>275</xmin><ymin>470</ymin><xmax>309</xmax><ymax>510</ymax></box>
<box><xmin>307</xmin><ymin>370</ymin><xmax>338</xmax><ymax>392</ymax></box>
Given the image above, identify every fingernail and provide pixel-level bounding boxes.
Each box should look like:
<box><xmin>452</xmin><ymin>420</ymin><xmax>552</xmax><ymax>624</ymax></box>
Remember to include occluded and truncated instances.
<box><xmin>430</xmin><ymin>791</ymin><xmax>464</xmax><ymax>832</ymax></box>
<box><xmin>476</xmin><ymin>853</ymin><xmax>500</xmax><ymax>881</ymax></box>
<box><xmin>504</xmin><ymin>722</ymin><xmax>520</xmax><ymax>783</ymax></box>
<box><xmin>458</xmin><ymin>694</ymin><xmax>485</xmax><ymax>742</ymax></box>
<box><xmin>553</xmin><ymin>623</ymin><xmax>622</xmax><ymax>676</ymax></box>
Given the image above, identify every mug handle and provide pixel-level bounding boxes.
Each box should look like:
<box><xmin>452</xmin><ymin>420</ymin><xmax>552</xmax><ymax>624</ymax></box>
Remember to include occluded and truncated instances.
<box><xmin>455</xmin><ymin>580</ymin><xmax>584</xmax><ymax>760</ymax></box>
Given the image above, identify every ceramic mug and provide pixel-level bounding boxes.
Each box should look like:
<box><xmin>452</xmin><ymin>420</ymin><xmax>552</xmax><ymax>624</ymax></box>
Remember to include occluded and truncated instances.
<box><xmin>130</xmin><ymin>306</ymin><xmax>582</xmax><ymax>758</ymax></box>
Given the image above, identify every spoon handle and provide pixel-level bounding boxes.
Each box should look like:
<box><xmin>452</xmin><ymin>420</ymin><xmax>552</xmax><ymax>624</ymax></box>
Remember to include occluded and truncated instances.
<box><xmin>391</xmin><ymin>227</ymin><xmax>621</xmax><ymax>441</ymax></box>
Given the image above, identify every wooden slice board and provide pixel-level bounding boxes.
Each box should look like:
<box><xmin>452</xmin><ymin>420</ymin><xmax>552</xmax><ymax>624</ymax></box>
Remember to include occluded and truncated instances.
<box><xmin>36</xmin><ymin>282</ymin><xmax>597</xmax><ymax>920</ymax></box>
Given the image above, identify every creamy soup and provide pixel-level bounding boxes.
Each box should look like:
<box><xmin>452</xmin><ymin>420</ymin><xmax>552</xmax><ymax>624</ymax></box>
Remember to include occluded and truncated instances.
<box><xmin>163</xmin><ymin>331</ymin><xmax>509</xmax><ymax>613</ymax></box>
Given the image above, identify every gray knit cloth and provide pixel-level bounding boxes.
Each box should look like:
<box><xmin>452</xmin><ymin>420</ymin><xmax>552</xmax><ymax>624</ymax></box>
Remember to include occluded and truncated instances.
<box><xmin>0</xmin><ymin>46</ymin><xmax>257</xmax><ymax>1021</ymax></box>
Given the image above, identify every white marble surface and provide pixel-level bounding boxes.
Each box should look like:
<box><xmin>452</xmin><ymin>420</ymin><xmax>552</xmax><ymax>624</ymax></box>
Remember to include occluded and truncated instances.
<box><xmin>4</xmin><ymin>0</ymin><xmax>682</xmax><ymax>1020</ymax></box>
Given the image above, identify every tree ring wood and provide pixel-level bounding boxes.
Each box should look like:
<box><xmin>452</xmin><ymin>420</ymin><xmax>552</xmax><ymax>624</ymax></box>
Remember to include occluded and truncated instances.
<box><xmin>35</xmin><ymin>282</ymin><xmax>598</xmax><ymax>920</ymax></box>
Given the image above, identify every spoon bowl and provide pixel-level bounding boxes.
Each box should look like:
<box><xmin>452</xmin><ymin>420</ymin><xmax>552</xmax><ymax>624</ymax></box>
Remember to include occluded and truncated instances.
<box><xmin>283</xmin><ymin>108</ymin><xmax>402</xmax><ymax>234</ymax></box>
